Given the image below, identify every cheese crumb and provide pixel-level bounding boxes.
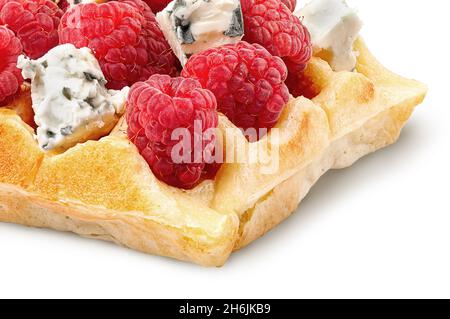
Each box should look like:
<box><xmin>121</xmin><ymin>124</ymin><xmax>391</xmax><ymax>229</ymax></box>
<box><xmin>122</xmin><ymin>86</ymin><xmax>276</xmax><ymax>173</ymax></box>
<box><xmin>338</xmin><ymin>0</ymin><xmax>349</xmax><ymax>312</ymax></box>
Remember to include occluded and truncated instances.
<box><xmin>156</xmin><ymin>0</ymin><xmax>244</xmax><ymax>66</ymax></box>
<box><xmin>296</xmin><ymin>0</ymin><xmax>363</xmax><ymax>71</ymax></box>
<box><xmin>18</xmin><ymin>44</ymin><xmax>128</xmax><ymax>151</ymax></box>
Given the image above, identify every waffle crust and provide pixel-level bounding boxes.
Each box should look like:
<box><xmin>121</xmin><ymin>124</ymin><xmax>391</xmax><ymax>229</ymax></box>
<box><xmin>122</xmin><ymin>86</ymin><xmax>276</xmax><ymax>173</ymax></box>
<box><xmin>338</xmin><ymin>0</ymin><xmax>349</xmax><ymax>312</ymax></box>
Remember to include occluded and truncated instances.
<box><xmin>0</xmin><ymin>39</ymin><xmax>427</xmax><ymax>266</ymax></box>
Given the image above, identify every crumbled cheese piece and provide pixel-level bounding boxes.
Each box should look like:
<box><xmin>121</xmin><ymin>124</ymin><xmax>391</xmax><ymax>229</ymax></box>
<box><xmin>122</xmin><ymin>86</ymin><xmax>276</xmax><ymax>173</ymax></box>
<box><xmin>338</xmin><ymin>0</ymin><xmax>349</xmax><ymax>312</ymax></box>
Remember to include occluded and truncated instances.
<box><xmin>296</xmin><ymin>0</ymin><xmax>363</xmax><ymax>71</ymax></box>
<box><xmin>18</xmin><ymin>44</ymin><xmax>128</xmax><ymax>151</ymax></box>
<box><xmin>156</xmin><ymin>0</ymin><xmax>244</xmax><ymax>66</ymax></box>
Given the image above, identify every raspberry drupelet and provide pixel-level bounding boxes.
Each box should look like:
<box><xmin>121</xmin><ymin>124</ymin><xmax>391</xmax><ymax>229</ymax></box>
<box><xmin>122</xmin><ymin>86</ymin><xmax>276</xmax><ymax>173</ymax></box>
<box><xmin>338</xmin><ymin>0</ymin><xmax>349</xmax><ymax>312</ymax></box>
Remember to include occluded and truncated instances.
<box><xmin>59</xmin><ymin>0</ymin><xmax>178</xmax><ymax>89</ymax></box>
<box><xmin>281</xmin><ymin>0</ymin><xmax>296</xmax><ymax>12</ymax></box>
<box><xmin>0</xmin><ymin>0</ymin><xmax>63</xmax><ymax>59</ymax></box>
<box><xmin>0</xmin><ymin>26</ymin><xmax>23</xmax><ymax>105</ymax></box>
<box><xmin>56</xmin><ymin>0</ymin><xmax>70</xmax><ymax>12</ymax></box>
<box><xmin>126</xmin><ymin>75</ymin><xmax>219</xmax><ymax>189</ymax></box>
<box><xmin>181</xmin><ymin>41</ymin><xmax>289</xmax><ymax>139</ymax></box>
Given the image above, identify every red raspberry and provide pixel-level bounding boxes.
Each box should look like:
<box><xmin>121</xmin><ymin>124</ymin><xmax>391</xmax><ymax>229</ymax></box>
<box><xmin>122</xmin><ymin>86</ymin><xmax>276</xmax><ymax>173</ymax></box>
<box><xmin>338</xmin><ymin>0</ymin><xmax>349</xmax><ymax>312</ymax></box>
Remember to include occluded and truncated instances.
<box><xmin>281</xmin><ymin>0</ymin><xmax>296</xmax><ymax>12</ymax></box>
<box><xmin>241</xmin><ymin>0</ymin><xmax>312</xmax><ymax>73</ymax></box>
<box><xmin>285</xmin><ymin>68</ymin><xmax>319</xmax><ymax>99</ymax></box>
<box><xmin>0</xmin><ymin>0</ymin><xmax>63</xmax><ymax>59</ymax></box>
<box><xmin>141</xmin><ymin>0</ymin><xmax>170</xmax><ymax>13</ymax></box>
<box><xmin>0</xmin><ymin>26</ymin><xmax>23</xmax><ymax>105</ymax></box>
<box><xmin>117</xmin><ymin>0</ymin><xmax>180</xmax><ymax>72</ymax></box>
<box><xmin>181</xmin><ymin>41</ymin><xmax>289</xmax><ymax>138</ymax></box>
<box><xmin>126</xmin><ymin>74</ymin><xmax>219</xmax><ymax>189</ymax></box>
<box><xmin>59</xmin><ymin>1</ymin><xmax>178</xmax><ymax>90</ymax></box>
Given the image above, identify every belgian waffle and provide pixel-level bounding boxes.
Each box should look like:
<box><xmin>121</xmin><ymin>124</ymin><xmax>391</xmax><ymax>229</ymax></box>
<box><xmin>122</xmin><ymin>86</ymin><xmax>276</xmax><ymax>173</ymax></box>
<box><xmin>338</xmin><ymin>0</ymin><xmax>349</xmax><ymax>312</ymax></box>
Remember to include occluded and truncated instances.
<box><xmin>0</xmin><ymin>39</ymin><xmax>427</xmax><ymax>266</ymax></box>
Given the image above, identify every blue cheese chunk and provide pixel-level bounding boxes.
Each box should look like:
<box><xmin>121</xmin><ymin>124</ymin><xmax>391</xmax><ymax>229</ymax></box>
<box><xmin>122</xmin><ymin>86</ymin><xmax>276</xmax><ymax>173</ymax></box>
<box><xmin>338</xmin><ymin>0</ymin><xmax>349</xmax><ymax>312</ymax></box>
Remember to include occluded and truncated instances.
<box><xmin>156</xmin><ymin>0</ymin><xmax>244</xmax><ymax>66</ymax></box>
<box><xmin>296</xmin><ymin>0</ymin><xmax>363</xmax><ymax>71</ymax></box>
<box><xmin>18</xmin><ymin>44</ymin><xmax>129</xmax><ymax>151</ymax></box>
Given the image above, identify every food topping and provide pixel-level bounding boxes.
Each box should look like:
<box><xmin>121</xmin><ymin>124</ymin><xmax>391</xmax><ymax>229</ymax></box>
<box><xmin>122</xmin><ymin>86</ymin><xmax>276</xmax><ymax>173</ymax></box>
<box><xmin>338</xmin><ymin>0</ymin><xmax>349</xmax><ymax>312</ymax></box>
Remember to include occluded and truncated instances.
<box><xmin>18</xmin><ymin>44</ymin><xmax>128</xmax><ymax>150</ymax></box>
<box><xmin>126</xmin><ymin>75</ymin><xmax>219</xmax><ymax>189</ymax></box>
<box><xmin>241</xmin><ymin>0</ymin><xmax>312</xmax><ymax>73</ymax></box>
<box><xmin>181</xmin><ymin>41</ymin><xmax>289</xmax><ymax>138</ymax></box>
<box><xmin>0</xmin><ymin>0</ymin><xmax>63</xmax><ymax>59</ymax></box>
<box><xmin>0</xmin><ymin>26</ymin><xmax>23</xmax><ymax>105</ymax></box>
<box><xmin>156</xmin><ymin>0</ymin><xmax>244</xmax><ymax>66</ymax></box>
<box><xmin>296</xmin><ymin>0</ymin><xmax>363</xmax><ymax>71</ymax></box>
<box><xmin>58</xmin><ymin>0</ymin><xmax>178</xmax><ymax>90</ymax></box>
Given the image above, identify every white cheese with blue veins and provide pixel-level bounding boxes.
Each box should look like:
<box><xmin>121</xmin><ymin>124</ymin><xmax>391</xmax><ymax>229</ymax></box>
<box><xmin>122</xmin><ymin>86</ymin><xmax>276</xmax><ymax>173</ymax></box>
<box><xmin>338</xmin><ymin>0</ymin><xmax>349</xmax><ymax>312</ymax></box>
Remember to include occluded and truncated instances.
<box><xmin>18</xmin><ymin>44</ymin><xmax>129</xmax><ymax>151</ymax></box>
<box><xmin>156</xmin><ymin>0</ymin><xmax>244</xmax><ymax>66</ymax></box>
<box><xmin>296</xmin><ymin>0</ymin><xmax>363</xmax><ymax>72</ymax></box>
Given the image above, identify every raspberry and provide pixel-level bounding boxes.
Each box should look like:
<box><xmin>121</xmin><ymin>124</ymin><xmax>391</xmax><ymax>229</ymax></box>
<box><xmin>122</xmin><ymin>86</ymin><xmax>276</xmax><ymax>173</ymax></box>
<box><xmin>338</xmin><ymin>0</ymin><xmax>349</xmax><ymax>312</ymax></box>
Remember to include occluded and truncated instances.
<box><xmin>285</xmin><ymin>68</ymin><xmax>320</xmax><ymax>99</ymax></box>
<box><xmin>59</xmin><ymin>1</ymin><xmax>178</xmax><ymax>90</ymax></box>
<box><xmin>241</xmin><ymin>0</ymin><xmax>312</xmax><ymax>73</ymax></box>
<box><xmin>0</xmin><ymin>0</ymin><xmax>63</xmax><ymax>59</ymax></box>
<box><xmin>0</xmin><ymin>26</ymin><xmax>23</xmax><ymax>105</ymax></box>
<box><xmin>281</xmin><ymin>0</ymin><xmax>296</xmax><ymax>12</ymax></box>
<box><xmin>181</xmin><ymin>41</ymin><xmax>289</xmax><ymax>138</ymax></box>
<box><xmin>141</xmin><ymin>0</ymin><xmax>170</xmax><ymax>13</ymax></box>
<box><xmin>126</xmin><ymin>74</ymin><xmax>219</xmax><ymax>189</ymax></box>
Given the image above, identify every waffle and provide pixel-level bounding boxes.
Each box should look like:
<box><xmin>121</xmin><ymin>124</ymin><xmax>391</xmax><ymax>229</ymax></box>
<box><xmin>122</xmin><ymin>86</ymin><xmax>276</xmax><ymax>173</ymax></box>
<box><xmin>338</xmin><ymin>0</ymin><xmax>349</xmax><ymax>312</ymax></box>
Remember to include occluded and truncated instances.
<box><xmin>0</xmin><ymin>39</ymin><xmax>427</xmax><ymax>266</ymax></box>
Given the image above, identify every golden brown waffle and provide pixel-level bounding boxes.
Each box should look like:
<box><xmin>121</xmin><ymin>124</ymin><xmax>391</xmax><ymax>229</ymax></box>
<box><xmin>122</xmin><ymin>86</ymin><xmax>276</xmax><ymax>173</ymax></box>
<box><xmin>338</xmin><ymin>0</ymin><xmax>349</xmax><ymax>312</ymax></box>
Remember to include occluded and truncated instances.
<box><xmin>0</xmin><ymin>39</ymin><xmax>427</xmax><ymax>266</ymax></box>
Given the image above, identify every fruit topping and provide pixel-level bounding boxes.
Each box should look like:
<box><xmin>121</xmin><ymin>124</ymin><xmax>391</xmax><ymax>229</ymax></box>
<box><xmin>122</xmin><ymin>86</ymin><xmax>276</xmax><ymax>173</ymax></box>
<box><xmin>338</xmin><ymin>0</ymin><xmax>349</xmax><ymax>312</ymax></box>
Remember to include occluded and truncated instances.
<box><xmin>0</xmin><ymin>26</ymin><xmax>23</xmax><ymax>105</ymax></box>
<box><xmin>58</xmin><ymin>0</ymin><xmax>178</xmax><ymax>90</ymax></box>
<box><xmin>181</xmin><ymin>41</ymin><xmax>289</xmax><ymax>139</ymax></box>
<box><xmin>126</xmin><ymin>74</ymin><xmax>219</xmax><ymax>189</ymax></box>
<box><xmin>0</xmin><ymin>0</ymin><xmax>63</xmax><ymax>59</ymax></box>
<box><xmin>240</xmin><ymin>0</ymin><xmax>312</xmax><ymax>73</ymax></box>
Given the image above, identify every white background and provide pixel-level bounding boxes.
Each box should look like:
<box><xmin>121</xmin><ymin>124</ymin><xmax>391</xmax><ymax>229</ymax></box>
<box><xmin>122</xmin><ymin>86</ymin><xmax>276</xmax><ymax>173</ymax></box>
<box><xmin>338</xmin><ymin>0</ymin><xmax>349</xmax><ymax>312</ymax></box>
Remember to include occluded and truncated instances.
<box><xmin>0</xmin><ymin>0</ymin><xmax>449</xmax><ymax>299</ymax></box>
